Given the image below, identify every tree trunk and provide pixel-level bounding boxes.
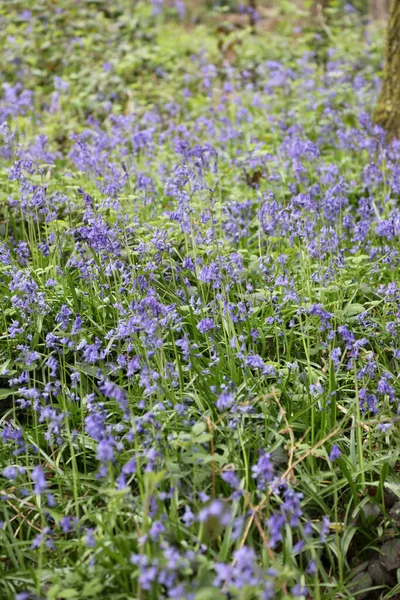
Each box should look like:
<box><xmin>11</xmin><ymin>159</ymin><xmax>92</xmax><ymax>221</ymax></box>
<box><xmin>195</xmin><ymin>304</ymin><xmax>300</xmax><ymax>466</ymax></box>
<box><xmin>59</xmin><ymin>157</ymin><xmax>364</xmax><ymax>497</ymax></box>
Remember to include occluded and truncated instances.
<box><xmin>370</xmin><ymin>0</ymin><xmax>391</xmax><ymax>21</ymax></box>
<box><xmin>375</xmin><ymin>0</ymin><xmax>400</xmax><ymax>141</ymax></box>
<box><xmin>369</xmin><ymin>0</ymin><xmax>391</xmax><ymax>21</ymax></box>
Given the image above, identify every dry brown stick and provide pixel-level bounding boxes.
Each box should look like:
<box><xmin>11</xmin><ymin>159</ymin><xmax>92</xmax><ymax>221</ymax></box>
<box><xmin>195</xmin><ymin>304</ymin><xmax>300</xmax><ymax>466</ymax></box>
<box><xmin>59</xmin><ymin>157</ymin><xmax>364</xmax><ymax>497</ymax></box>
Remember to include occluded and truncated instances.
<box><xmin>253</xmin><ymin>512</ymin><xmax>274</xmax><ymax>560</ymax></box>
<box><xmin>272</xmin><ymin>390</ymin><xmax>296</xmax><ymax>482</ymax></box>
<box><xmin>280</xmin><ymin>426</ymin><xmax>341</xmax><ymax>481</ymax></box>
<box><xmin>236</xmin><ymin>426</ymin><xmax>342</xmax><ymax>552</ymax></box>
<box><xmin>337</xmin><ymin>403</ymin><xmax>371</xmax><ymax>432</ymax></box>
<box><xmin>6</xmin><ymin>501</ymin><xmax>42</xmax><ymax>534</ymax></box>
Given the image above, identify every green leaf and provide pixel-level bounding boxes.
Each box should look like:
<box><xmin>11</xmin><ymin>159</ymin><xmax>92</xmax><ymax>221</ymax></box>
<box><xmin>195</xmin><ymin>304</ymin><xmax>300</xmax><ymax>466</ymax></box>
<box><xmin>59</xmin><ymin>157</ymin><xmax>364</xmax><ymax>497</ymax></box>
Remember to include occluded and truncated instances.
<box><xmin>192</xmin><ymin>421</ymin><xmax>206</xmax><ymax>437</ymax></box>
<box><xmin>195</xmin><ymin>589</ymin><xmax>225</xmax><ymax>600</ymax></box>
<box><xmin>343</xmin><ymin>303</ymin><xmax>365</xmax><ymax>317</ymax></box>
<box><xmin>82</xmin><ymin>579</ymin><xmax>104</xmax><ymax>597</ymax></box>
<box><xmin>47</xmin><ymin>584</ymin><xmax>62</xmax><ymax>600</ymax></box>
<box><xmin>46</xmin><ymin>509</ymin><xmax>64</xmax><ymax>523</ymax></box>
<box><xmin>144</xmin><ymin>470</ymin><xmax>166</xmax><ymax>489</ymax></box>
<box><xmin>58</xmin><ymin>590</ymin><xmax>79</xmax><ymax>599</ymax></box>
<box><xmin>337</xmin><ymin>458</ymin><xmax>359</xmax><ymax>503</ymax></box>
<box><xmin>340</xmin><ymin>525</ymin><xmax>358</xmax><ymax>557</ymax></box>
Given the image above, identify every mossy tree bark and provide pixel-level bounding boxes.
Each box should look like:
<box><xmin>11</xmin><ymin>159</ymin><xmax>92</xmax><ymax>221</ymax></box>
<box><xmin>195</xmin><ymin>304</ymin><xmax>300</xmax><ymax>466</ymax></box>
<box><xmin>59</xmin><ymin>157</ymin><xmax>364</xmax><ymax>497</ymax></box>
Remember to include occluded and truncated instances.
<box><xmin>375</xmin><ymin>0</ymin><xmax>400</xmax><ymax>141</ymax></box>
<box><xmin>369</xmin><ymin>0</ymin><xmax>390</xmax><ymax>21</ymax></box>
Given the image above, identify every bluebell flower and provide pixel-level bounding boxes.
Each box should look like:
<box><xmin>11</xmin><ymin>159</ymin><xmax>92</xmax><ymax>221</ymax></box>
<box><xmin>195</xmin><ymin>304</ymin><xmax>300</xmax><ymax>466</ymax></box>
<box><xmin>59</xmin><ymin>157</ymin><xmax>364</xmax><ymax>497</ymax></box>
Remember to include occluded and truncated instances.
<box><xmin>329</xmin><ymin>444</ymin><xmax>342</xmax><ymax>461</ymax></box>
<box><xmin>31</xmin><ymin>465</ymin><xmax>47</xmax><ymax>494</ymax></box>
<box><xmin>197</xmin><ymin>318</ymin><xmax>215</xmax><ymax>333</ymax></box>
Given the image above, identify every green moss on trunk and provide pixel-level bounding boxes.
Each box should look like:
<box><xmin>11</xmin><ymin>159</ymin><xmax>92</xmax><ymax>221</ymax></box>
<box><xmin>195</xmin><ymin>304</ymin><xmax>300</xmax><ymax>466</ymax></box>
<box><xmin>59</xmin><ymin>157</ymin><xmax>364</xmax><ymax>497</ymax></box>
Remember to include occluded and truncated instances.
<box><xmin>375</xmin><ymin>0</ymin><xmax>400</xmax><ymax>140</ymax></box>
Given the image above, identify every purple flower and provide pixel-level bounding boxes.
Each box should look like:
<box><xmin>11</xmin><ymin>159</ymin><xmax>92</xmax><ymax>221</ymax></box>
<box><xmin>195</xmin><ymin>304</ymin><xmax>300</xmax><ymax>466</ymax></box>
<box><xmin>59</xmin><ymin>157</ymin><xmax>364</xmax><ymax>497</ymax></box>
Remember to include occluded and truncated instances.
<box><xmin>215</xmin><ymin>546</ymin><xmax>261</xmax><ymax>589</ymax></box>
<box><xmin>122</xmin><ymin>458</ymin><xmax>137</xmax><ymax>475</ymax></box>
<box><xmin>198</xmin><ymin>500</ymin><xmax>231</xmax><ymax>527</ymax></box>
<box><xmin>8</xmin><ymin>320</ymin><xmax>24</xmax><ymax>338</ymax></box>
<box><xmin>252</xmin><ymin>452</ymin><xmax>274</xmax><ymax>490</ymax></box>
<box><xmin>85</xmin><ymin>412</ymin><xmax>106</xmax><ymax>442</ymax></box>
<box><xmin>221</xmin><ymin>470</ymin><xmax>240</xmax><ymax>489</ymax></box>
<box><xmin>307</xmin><ymin>560</ymin><xmax>317</xmax><ymax>575</ymax></box>
<box><xmin>359</xmin><ymin>388</ymin><xmax>378</xmax><ymax>413</ymax></box>
<box><xmin>182</xmin><ymin>506</ymin><xmax>194</xmax><ymax>526</ymax></box>
<box><xmin>329</xmin><ymin>444</ymin><xmax>342</xmax><ymax>462</ymax></box>
<box><xmin>377</xmin><ymin>423</ymin><xmax>392</xmax><ymax>432</ymax></box>
<box><xmin>2</xmin><ymin>466</ymin><xmax>19</xmax><ymax>480</ymax></box>
<box><xmin>267</xmin><ymin>512</ymin><xmax>286</xmax><ymax>548</ymax></box>
<box><xmin>292</xmin><ymin>540</ymin><xmax>304</xmax><ymax>554</ymax></box>
<box><xmin>216</xmin><ymin>390</ymin><xmax>235</xmax><ymax>410</ymax></box>
<box><xmin>330</xmin><ymin>347</ymin><xmax>341</xmax><ymax>370</ymax></box>
<box><xmin>31</xmin><ymin>465</ymin><xmax>47</xmax><ymax>494</ymax></box>
<box><xmin>245</xmin><ymin>354</ymin><xmax>265</xmax><ymax>370</ymax></box>
<box><xmin>99</xmin><ymin>379</ymin><xmax>128</xmax><ymax>413</ymax></box>
<box><xmin>55</xmin><ymin>304</ymin><xmax>72</xmax><ymax>330</ymax></box>
<box><xmin>102</xmin><ymin>61</ymin><xmax>113</xmax><ymax>72</ymax></box>
<box><xmin>46</xmin><ymin>356</ymin><xmax>58</xmax><ymax>377</ymax></box>
<box><xmin>84</xmin><ymin>528</ymin><xmax>96</xmax><ymax>548</ymax></box>
<box><xmin>30</xmin><ymin>527</ymin><xmax>54</xmax><ymax>550</ymax></box>
<box><xmin>82</xmin><ymin>338</ymin><xmax>103</xmax><ymax>364</ymax></box>
<box><xmin>281</xmin><ymin>485</ymin><xmax>303</xmax><ymax>526</ymax></box>
<box><xmin>149</xmin><ymin>521</ymin><xmax>165</xmax><ymax>540</ymax></box>
<box><xmin>320</xmin><ymin>516</ymin><xmax>330</xmax><ymax>542</ymax></box>
<box><xmin>96</xmin><ymin>437</ymin><xmax>115</xmax><ymax>463</ymax></box>
<box><xmin>182</xmin><ymin>256</ymin><xmax>194</xmax><ymax>270</ymax></box>
<box><xmin>292</xmin><ymin>584</ymin><xmax>307</xmax><ymax>597</ymax></box>
<box><xmin>60</xmin><ymin>516</ymin><xmax>78</xmax><ymax>533</ymax></box>
<box><xmin>197</xmin><ymin>318</ymin><xmax>215</xmax><ymax>334</ymax></box>
<box><xmin>377</xmin><ymin>375</ymin><xmax>395</xmax><ymax>400</ymax></box>
<box><xmin>72</xmin><ymin>314</ymin><xmax>83</xmax><ymax>335</ymax></box>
